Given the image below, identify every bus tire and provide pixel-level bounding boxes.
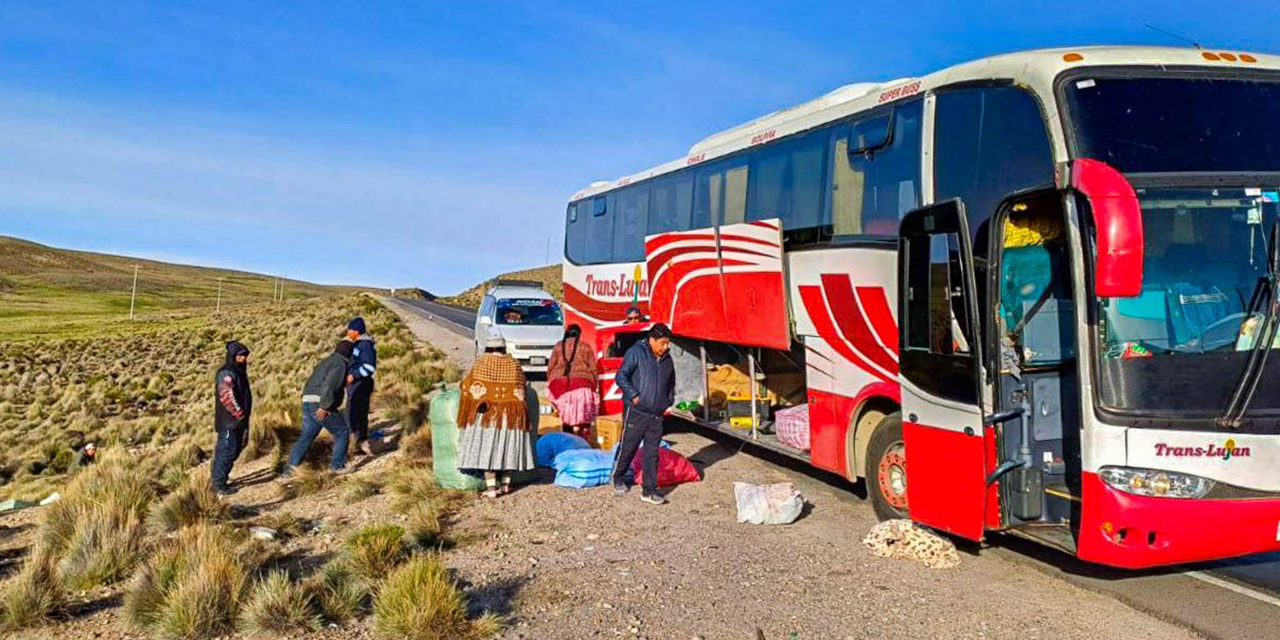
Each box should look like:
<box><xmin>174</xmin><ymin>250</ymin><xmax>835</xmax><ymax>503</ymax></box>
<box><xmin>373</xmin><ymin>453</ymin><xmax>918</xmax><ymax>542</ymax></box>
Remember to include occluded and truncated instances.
<box><xmin>865</xmin><ymin>412</ymin><xmax>907</xmax><ymax>521</ymax></box>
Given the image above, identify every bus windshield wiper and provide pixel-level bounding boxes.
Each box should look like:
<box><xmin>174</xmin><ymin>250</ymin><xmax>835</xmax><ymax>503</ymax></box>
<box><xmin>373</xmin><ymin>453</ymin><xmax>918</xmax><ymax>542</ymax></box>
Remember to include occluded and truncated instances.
<box><xmin>1219</xmin><ymin>220</ymin><xmax>1280</xmax><ymax>429</ymax></box>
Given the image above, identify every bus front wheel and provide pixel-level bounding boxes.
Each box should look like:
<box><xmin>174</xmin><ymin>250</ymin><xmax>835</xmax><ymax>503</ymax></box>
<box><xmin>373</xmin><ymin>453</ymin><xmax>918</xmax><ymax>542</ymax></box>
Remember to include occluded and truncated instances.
<box><xmin>866</xmin><ymin>412</ymin><xmax>907</xmax><ymax>521</ymax></box>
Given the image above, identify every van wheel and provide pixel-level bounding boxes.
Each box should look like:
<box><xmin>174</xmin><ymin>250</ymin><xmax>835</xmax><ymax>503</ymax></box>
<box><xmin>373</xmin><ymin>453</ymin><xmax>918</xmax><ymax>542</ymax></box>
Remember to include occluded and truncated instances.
<box><xmin>865</xmin><ymin>412</ymin><xmax>907</xmax><ymax>521</ymax></box>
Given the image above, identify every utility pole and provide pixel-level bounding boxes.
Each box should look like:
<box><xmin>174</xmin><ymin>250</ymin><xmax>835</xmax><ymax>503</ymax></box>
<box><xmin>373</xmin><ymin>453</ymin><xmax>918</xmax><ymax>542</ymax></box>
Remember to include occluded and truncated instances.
<box><xmin>216</xmin><ymin>277</ymin><xmax>224</xmax><ymax>312</ymax></box>
<box><xmin>279</xmin><ymin>275</ymin><xmax>285</xmax><ymax>302</ymax></box>
<box><xmin>545</xmin><ymin>236</ymin><xmax>551</xmax><ymax>266</ymax></box>
<box><xmin>128</xmin><ymin>265</ymin><xmax>139</xmax><ymax>320</ymax></box>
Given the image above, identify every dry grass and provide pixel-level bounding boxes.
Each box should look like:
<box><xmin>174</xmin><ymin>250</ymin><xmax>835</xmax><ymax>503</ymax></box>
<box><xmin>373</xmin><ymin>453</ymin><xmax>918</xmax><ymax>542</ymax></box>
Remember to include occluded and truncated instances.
<box><xmin>306</xmin><ymin>559</ymin><xmax>369</xmax><ymax>624</ymax></box>
<box><xmin>0</xmin><ymin>554</ymin><xmax>66</xmax><ymax>632</ymax></box>
<box><xmin>345</xmin><ymin>523</ymin><xmax>409</xmax><ymax>583</ymax></box>
<box><xmin>253</xmin><ymin>510</ymin><xmax>304</xmax><ymax>539</ymax></box>
<box><xmin>149</xmin><ymin>475</ymin><xmax>229</xmax><ymax>533</ymax></box>
<box><xmin>401</xmin><ymin>427</ymin><xmax>433</xmax><ymax>464</ymax></box>
<box><xmin>373</xmin><ymin>553</ymin><xmax>502</xmax><ymax>640</ymax></box>
<box><xmin>342</xmin><ymin>475</ymin><xmax>381</xmax><ymax>504</ymax></box>
<box><xmin>123</xmin><ymin>524</ymin><xmax>249</xmax><ymax>640</ymax></box>
<box><xmin>239</xmin><ymin>570</ymin><xmax>320</xmax><ymax>634</ymax></box>
<box><xmin>277</xmin><ymin>465</ymin><xmax>338</xmax><ymax>500</ymax></box>
<box><xmin>37</xmin><ymin>454</ymin><xmax>152</xmax><ymax>590</ymax></box>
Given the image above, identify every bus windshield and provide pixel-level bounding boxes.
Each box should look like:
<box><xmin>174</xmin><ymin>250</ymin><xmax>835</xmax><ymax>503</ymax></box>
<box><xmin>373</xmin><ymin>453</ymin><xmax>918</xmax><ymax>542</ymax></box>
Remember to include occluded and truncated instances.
<box><xmin>1064</xmin><ymin>74</ymin><xmax>1280</xmax><ymax>174</ymax></box>
<box><xmin>1094</xmin><ymin>186</ymin><xmax>1280</xmax><ymax>426</ymax></box>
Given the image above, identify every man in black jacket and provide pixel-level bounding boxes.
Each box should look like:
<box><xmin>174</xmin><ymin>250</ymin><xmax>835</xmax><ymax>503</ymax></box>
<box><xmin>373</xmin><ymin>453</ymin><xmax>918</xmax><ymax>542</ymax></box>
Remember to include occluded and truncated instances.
<box><xmin>611</xmin><ymin>323</ymin><xmax>676</xmax><ymax>505</ymax></box>
<box><xmin>286</xmin><ymin>340</ymin><xmax>353</xmax><ymax>475</ymax></box>
<box><xmin>212</xmin><ymin>341</ymin><xmax>252</xmax><ymax>495</ymax></box>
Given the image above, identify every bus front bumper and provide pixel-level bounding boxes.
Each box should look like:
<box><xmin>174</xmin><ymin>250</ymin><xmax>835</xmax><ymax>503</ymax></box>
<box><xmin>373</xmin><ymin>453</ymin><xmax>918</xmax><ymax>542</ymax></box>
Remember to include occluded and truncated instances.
<box><xmin>1078</xmin><ymin>471</ymin><xmax>1280</xmax><ymax>569</ymax></box>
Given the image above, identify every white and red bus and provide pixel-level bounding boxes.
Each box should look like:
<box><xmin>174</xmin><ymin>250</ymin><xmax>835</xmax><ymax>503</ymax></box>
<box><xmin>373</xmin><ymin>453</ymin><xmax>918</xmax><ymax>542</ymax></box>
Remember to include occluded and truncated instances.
<box><xmin>562</xmin><ymin>46</ymin><xmax>1280</xmax><ymax>569</ymax></box>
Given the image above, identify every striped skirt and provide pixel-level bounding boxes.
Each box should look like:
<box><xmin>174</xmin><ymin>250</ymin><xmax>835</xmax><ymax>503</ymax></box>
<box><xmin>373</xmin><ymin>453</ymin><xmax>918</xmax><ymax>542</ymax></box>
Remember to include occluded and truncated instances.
<box><xmin>456</xmin><ymin>419</ymin><xmax>535</xmax><ymax>472</ymax></box>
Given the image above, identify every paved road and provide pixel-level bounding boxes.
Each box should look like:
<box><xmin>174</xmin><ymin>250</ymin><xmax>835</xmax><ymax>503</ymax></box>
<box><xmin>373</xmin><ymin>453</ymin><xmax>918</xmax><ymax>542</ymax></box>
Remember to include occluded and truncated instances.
<box><xmin>396</xmin><ymin>297</ymin><xmax>475</xmax><ymax>338</ymax></box>
<box><xmin>396</xmin><ymin>298</ymin><xmax>1280</xmax><ymax>639</ymax></box>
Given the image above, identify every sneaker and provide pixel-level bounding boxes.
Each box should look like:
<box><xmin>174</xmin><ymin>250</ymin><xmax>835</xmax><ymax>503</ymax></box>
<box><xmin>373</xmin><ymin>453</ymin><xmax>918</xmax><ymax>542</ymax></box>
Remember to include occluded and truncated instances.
<box><xmin>640</xmin><ymin>493</ymin><xmax>667</xmax><ymax>505</ymax></box>
<box><xmin>330</xmin><ymin>466</ymin><xmax>352</xmax><ymax>476</ymax></box>
<box><xmin>613</xmin><ymin>482</ymin><xmax>629</xmax><ymax>496</ymax></box>
<box><xmin>214</xmin><ymin>486</ymin><xmax>238</xmax><ymax>497</ymax></box>
<box><xmin>359</xmin><ymin>441</ymin><xmax>375</xmax><ymax>456</ymax></box>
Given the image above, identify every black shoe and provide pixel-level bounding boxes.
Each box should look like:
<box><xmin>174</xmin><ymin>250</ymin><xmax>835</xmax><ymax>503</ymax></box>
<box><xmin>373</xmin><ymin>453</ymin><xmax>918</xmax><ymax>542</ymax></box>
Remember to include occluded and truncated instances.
<box><xmin>613</xmin><ymin>482</ymin><xmax>629</xmax><ymax>496</ymax></box>
<box><xmin>640</xmin><ymin>493</ymin><xmax>667</xmax><ymax>505</ymax></box>
<box><xmin>215</xmin><ymin>486</ymin><xmax>238</xmax><ymax>497</ymax></box>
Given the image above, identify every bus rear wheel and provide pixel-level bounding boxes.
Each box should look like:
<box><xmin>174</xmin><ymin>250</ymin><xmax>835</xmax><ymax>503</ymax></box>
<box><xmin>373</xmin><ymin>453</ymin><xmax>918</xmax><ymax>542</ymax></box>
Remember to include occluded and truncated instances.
<box><xmin>866</xmin><ymin>412</ymin><xmax>907</xmax><ymax>521</ymax></box>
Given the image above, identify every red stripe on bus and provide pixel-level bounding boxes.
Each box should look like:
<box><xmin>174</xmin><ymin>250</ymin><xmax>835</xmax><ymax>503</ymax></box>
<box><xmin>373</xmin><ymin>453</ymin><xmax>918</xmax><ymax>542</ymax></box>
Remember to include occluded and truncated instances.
<box><xmin>856</xmin><ymin>286</ymin><xmax>899</xmax><ymax>353</ymax></box>
<box><xmin>798</xmin><ymin>285</ymin><xmax>893</xmax><ymax>384</ymax></box>
<box><xmin>820</xmin><ymin>275</ymin><xmax>898</xmax><ymax>376</ymax></box>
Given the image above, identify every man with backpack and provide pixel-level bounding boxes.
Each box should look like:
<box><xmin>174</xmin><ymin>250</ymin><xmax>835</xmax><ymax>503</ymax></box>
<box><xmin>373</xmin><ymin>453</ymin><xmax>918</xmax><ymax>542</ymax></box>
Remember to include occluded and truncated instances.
<box><xmin>212</xmin><ymin>341</ymin><xmax>252</xmax><ymax>496</ymax></box>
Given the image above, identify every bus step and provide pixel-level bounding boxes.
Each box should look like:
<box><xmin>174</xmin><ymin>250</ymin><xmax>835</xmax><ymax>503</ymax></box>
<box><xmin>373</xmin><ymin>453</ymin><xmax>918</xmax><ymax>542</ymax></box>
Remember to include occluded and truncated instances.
<box><xmin>1044</xmin><ymin>483</ymin><xmax>1080</xmax><ymax>503</ymax></box>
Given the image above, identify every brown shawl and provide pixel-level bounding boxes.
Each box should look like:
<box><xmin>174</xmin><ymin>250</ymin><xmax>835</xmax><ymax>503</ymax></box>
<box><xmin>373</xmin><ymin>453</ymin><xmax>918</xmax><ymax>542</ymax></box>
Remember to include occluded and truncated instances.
<box><xmin>547</xmin><ymin>336</ymin><xmax>599</xmax><ymax>398</ymax></box>
<box><xmin>457</xmin><ymin>353</ymin><xmax>530</xmax><ymax>431</ymax></box>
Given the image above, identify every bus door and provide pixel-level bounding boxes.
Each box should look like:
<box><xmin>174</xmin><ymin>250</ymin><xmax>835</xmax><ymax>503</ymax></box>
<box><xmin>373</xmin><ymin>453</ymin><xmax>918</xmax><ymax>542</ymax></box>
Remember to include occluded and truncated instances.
<box><xmin>898</xmin><ymin>199</ymin><xmax>990</xmax><ymax>541</ymax></box>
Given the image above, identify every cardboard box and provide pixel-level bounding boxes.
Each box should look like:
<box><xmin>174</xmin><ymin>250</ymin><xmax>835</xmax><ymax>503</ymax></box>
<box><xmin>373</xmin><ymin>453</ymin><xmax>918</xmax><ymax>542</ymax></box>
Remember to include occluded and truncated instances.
<box><xmin>537</xmin><ymin>413</ymin><xmax>563</xmax><ymax>435</ymax></box>
<box><xmin>595</xmin><ymin>414</ymin><xmax>624</xmax><ymax>451</ymax></box>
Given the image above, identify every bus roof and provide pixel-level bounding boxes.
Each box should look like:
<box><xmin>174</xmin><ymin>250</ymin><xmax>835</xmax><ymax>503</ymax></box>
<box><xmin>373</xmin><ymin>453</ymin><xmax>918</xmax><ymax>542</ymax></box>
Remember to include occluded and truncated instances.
<box><xmin>570</xmin><ymin>45</ymin><xmax>1280</xmax><ymax>202</ymax></box>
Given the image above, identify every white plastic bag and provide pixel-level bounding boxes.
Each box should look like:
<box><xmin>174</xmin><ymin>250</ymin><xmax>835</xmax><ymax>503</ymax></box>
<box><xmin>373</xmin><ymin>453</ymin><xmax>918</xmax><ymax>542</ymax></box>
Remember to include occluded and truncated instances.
<box><xmin>733</xmin><ymin>482</ymin><xmax>804</xmax><ymax>525</ymax></box>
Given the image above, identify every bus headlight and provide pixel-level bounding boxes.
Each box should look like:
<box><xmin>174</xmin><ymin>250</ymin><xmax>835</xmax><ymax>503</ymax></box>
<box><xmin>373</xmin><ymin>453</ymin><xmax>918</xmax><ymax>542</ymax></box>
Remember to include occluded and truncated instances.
<box><xmin>1099</xmin><ymin>467</ymin><xmax>1214</xmax><ymax>499</ymax></box>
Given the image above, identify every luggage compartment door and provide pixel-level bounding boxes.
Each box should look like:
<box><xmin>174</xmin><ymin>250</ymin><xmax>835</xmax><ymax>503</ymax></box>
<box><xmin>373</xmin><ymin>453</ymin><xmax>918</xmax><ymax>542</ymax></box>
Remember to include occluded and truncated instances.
<box><xmin>897</xmin><ymin>199</ymin><xmax>989</xmax><ymax>541</ymax></box>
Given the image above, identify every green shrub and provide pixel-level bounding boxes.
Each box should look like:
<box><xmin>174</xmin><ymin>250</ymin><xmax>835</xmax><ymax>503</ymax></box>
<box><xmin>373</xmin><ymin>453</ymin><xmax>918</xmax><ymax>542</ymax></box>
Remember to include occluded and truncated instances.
<box><xmin>149</xmin><ymin>476</ymin><xmax>229</xmax><ymax>533</ymax></box>
<box><xmin>344</xmin><ymin>523</ymin><xmax>408</xmax><ymax>582</ymax></box>
<box><xmin>124</xmin><ymin>524</ymin><xmax>249</xmax><ymax>640</ymax></box>
<box><xmin>373</xmin><ymin>553</ymin><xmax>500</xmax><ymax>640</ymax></box>
<box><xmin>342</xmin><ymin>476</ymin><xmax>380</xmax><ymax>504</ymax></box>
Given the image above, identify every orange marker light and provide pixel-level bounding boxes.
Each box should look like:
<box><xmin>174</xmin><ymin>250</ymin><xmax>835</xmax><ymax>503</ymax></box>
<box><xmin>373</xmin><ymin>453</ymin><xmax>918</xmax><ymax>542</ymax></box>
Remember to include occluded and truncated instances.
<box><xmin>1220</xmin><ymin>52</ymin><xmax>1238</xmax><ymax>62</ymax></box>
<box><xmin>1241</xmin><ymin>54</ymin><xmax>1258</xmax><ymax>63</ymax></box>
<box><xmin>1063</xmin><ymin>53</ymin><xmax>1084</xmax><ymax>62</ymax></box>
<box><xmin>1202</xmin><ymin>51</ymin><xmax>1221</xmax><ymax>61</ymax></box>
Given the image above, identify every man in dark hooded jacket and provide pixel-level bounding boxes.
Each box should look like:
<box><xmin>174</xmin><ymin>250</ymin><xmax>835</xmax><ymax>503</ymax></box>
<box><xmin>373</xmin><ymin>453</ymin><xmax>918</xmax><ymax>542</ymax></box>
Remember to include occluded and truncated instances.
<box><xmin>285</xmin><ymin>340</ymin><xmax>353</xmax><ymax>475</ymax></box>
<box><xmin>212</xmin><ymin>341</ymin><xmax>252</xmax><ymax>495</ymax></box>
<box><xmin>344</xmin><ymin>317</ymin><xmax>377</xmax><ymax>456</ymax></box>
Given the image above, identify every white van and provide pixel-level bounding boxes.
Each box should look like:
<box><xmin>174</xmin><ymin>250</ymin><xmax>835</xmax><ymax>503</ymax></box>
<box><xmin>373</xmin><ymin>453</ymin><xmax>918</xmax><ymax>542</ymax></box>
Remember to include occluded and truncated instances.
<box><xmin>473</xmin><ymin>280</ymin><xmax>564</xmax><ymax>373</ymax></box>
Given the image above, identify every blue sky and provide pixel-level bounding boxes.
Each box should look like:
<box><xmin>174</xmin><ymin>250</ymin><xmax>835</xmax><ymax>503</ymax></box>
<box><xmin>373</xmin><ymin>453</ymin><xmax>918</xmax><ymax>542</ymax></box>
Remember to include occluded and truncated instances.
<box><xmin>1</xmin><ymin>1</ymin><xmax>1277</xmax><ymax>293</ymax></box>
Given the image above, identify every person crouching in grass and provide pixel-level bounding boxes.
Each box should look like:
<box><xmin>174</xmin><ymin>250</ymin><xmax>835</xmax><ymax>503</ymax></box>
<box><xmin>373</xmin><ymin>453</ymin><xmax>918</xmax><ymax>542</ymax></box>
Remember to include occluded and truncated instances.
<box><xmin>456</xmin><ymin>330</ymin><xmax>535</xmax><ymax>498</ymax></box>
<box><xmin>285</xmin><ymin>340</ymin><xmax>354</xmax><ymax>476</ymax></box>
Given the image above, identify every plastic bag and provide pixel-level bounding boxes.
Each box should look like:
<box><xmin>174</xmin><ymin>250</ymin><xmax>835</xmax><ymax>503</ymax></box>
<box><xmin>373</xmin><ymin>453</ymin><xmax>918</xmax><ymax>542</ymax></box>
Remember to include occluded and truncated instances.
<box><xmin>631</xmin><ymin>447</ymin><xmax>701</xmax><ymax>487</ymax></box>
<box><xmin>733</xmin><ymin>482</ymin><xmax>804</xmax><ymax>525</ymax></box>
<box><xmin>535</xmin><ymin>432</ymin><xmax>590</xmax><ymax>468</ymax></box>
<box><xmin>553</xmin><ymin>449</ymin><xmax>616</xmax><ymax>489</ymax></box>
<box><xmin>429</xmin><ymin>387</ymin><xmax>485</xmax><ymax>491</ymax></box>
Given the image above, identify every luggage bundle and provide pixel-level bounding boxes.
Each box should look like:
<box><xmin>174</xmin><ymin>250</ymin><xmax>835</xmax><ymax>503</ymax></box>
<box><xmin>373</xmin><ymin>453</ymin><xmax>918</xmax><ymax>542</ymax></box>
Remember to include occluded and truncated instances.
<box><xmin>774</xmin><ymin>404</ymin><xmax>810</xmax><ymax>451</ymax></box>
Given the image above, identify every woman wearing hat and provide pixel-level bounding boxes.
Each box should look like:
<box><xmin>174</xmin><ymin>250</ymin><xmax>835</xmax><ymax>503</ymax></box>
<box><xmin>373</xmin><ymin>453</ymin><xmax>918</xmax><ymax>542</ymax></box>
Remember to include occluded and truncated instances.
<box><xmin>456</xmin><ymin>329</ymin><xmax>536</xmax><ymax>497</ymax></box>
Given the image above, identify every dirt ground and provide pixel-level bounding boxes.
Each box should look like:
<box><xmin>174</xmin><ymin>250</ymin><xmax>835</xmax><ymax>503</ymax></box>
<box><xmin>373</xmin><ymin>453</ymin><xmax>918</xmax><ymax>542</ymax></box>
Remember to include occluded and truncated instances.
<box><xmin>383</xmin><ymin>303</ymin><xmax>1201</xmax><ymax>640</ymax></box>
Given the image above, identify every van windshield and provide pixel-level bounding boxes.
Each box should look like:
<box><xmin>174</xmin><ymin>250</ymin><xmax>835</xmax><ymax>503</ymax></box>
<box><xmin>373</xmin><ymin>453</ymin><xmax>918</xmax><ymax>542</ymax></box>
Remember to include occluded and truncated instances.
<box><xmin>496</xmin><ymin>298</ymin><xmax>564</xmax><ymax>326</ymax></box>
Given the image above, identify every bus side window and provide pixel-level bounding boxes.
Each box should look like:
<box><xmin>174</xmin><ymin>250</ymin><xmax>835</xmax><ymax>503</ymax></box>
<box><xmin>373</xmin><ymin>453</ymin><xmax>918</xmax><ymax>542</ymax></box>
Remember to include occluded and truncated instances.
<box><xmin>565</xmin><ymin>202</ymin><xmax>589</xmax><ymax>264</ymax></box>
<box><xmin>585</xmin><ymin>195</ymin><xmax>615</xmax><ymax>264</ymax></box>
<box><xmin>747</xmin><ymin>130</ymin><xmax>827</xmax><ymax>244</ymax></box>
<box><xmin>907</xmin><ymin>232</ymin><xmax>972</xmax><ymax>355</ymax></box>
<box><xmin>830</xmin><ymin>99</ymin><xmax>923</xmax><ymax>237</ymax></box>
<box><xmin>934</xmin><ymin>86</ymin><xmax>1054</xmax><ymax>245</ymax></box>
<box><xmin>693</xmin><ymin>158</ymin><xmax>748</xmax><ymax>229</ymax></box>
<box><xmin>613</xmin><ymin>185</ymin><xmax>650</xmax><ymax>262</ymax></box>
<box><xmin>648</xmin><ymin>174</ymin><xmax>694</xmax><ymax>235</ymax></box>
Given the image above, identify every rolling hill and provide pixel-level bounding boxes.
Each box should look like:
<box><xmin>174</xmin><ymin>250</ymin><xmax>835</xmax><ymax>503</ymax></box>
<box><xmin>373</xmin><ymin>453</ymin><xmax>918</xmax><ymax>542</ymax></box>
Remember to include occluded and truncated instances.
<box><xmin>440</xmin><ymin>264</ymin><xmax>562</xmax><ymax>308</ymax></box>
<box><xmin>0</xmin><ymin>235</ymin><xmax>379</xmax><ymax>340</ymax></box>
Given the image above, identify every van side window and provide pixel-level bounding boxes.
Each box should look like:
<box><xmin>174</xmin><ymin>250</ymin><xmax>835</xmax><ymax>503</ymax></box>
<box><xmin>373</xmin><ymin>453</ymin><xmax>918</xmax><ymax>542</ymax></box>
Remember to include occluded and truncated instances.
<box><xmin>830</xmin><ymin>99</ymin><xmax>923</xmax><ymax>237</ymax></box>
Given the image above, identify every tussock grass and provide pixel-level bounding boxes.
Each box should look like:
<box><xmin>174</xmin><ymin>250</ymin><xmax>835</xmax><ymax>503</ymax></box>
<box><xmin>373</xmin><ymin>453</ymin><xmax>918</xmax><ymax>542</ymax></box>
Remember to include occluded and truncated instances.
<box><xmin>406</xmin><ymin>504</ymin><xmax>444</xmax><ymax>549</ymax></box>
<box><xmin>124</xmin><ymin>524</ymin><xmax>249</xmax><ymax>639</ymax></box>
<box><xmin>373</xmin><ymin>553</ymin><xmax>502</xmax><ymax>640</ymax></box>
<box><xmin>239</xmin><ymin>570</ymin><xmax>320</xmax><ymax>634</ymax></box>
<box><xmin>253</xmin><ymin>510</ymin><xmax>304</xmax><ymax>539</ymax></box>
<box><xmin>149</xmin><ymin>475</ymin><xmax>229</xmax><ymax>533</ymax></box>
<box><xmin>277</xmin><ymin>465</ymin><xmax>338</xmax><ymax>500</ymax></box>
<box><xmin>306</xmin><ymin>559</ymin><xmax>369</xmax><ymax>624</ymax></box>
<box><xmin>400</xmin><ymin>427</ymin><xmax>433</xmax><ymax>464</ymax></box>
<box><xmin>37</xmin><ymin>454</ymin><xmax>152</xmax><ymax>589</ymax></box>
<box><xmin>0</xmin><ymin>554</ymin><xmax>66</xmax><ymax>631</ymax></box>
<box><xmin>342</xmin><ymin>475</ymin><xmax>381</xmax><ymax>504</ymax></box>
<box><xmin>345</xmin><ymin>523</ymin><xmax>409</xmax><ymax>583</ymax></box>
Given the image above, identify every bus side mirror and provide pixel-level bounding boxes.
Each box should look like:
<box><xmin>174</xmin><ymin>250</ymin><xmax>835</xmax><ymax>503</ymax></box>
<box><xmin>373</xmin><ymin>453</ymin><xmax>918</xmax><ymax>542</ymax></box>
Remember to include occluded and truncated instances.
<box><xmin>1072</xmin><ymin>158</ymin><xmax>1143</xmax><ymax>298</ymax></box>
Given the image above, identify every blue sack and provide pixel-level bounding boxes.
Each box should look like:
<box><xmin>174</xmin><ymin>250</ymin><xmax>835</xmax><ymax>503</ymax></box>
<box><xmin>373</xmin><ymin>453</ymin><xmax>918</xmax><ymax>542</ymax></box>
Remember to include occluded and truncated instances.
<box><xmin>536</xmin><ymin>432</ymin><xmax>590</xmax><ymax>468</ymax></box>
<box><xmin>552</xmin><ymin>449</ymin><xmax>616</xmax><ymax>489</ymax></box>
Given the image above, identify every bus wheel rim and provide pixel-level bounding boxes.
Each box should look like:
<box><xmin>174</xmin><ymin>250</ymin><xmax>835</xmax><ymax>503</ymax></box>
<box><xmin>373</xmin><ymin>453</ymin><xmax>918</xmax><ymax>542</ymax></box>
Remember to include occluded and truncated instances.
<box><xmin>877</xmin><ymin>442</ymin><xmax>908</xmax><ymax>510</ymax></box>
